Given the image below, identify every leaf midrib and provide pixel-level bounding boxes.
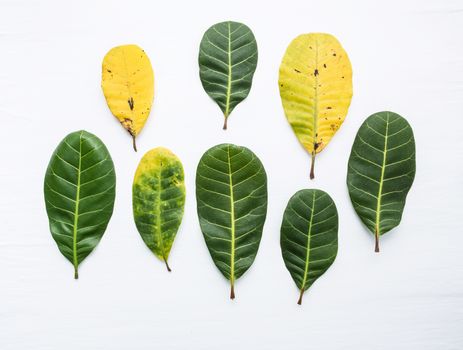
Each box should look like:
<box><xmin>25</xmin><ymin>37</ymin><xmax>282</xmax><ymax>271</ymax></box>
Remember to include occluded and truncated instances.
<box><xmin>155</xmin><ymin>166</ymin><xmax>168</xmax><ymax>262</ymax></box>
<box><xmin>121</xmin><ymin>48</ymin><xmax>135</xmax><ymax>122</ymax></box>
<box><xmin>375</xmin><ymin>113</ymin><xmax>390</xmax><ymax>235</ymax></box>
<box><xmin>225</xmin><ymin>22</ymin><xmax>232</xmax><ymax>117</ymax></box>
<box><xmin>312</xmin><ymin>38</ymin><xmax>319</xmax><ymax>151</ymax></box>
<box><xmin>301</xmin><ymin>191</ymin><xmax>316</xmax><ymax>290</ymax></box>
<box><xmin>72</xmin><ymin>132</ymin><xmax>83</xmax><ymax>278</ymax></box>
<box><xmin>227</xmin><ymin>145</ymin><xmax>235</xmax><ymax>285</ymax></box>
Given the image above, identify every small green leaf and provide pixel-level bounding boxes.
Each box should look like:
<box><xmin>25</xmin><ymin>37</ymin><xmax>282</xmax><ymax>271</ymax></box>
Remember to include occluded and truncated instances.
<box><xmin>198</xmin><ymin>21</ymin><xmax>258</xmax><ymax>130</ymax></box>
<box><xmin>196</xmin><ymin>144</ymin><xmax>267</xmax><ymax>299</ymax></box>
<box><xmin>281</xmin><ymin>189</ymin><xmax>338</xmax><ymax>305</ymax></box>
<box><xmin>347</xmin><ymin>111</ymin><xmax>416</xmax><ymax>252</ymax></box>
<box><xmin>44</xmin><ymin>130</ymin><xmax>116</xmax><ymax>279</ymax></box>
<box><xmin>133</xmin><ymin>147</ymin><xmax>186</xmax><ymax>271</ymax></box>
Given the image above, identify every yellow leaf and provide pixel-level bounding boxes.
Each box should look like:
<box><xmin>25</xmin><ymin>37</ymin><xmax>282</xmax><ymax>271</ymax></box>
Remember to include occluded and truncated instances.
<box><xmin>101</xmin><ymin>44</ymin><xmax>154</xmax><ymax>151</ymax></box>
<box><xmin>279</xmin><ymin>33</ymin><xmax>353</xmax><ymax>179</ymax></box>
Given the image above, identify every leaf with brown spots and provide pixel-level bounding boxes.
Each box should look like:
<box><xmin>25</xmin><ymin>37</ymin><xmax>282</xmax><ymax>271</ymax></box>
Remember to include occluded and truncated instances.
<box><xmin>279</xmin><ymin>33</ymin><xmax>353</xmax><ymax>179</ymax></box>
<box><xmin>101</xmin><ymin>45</ymin><xmax>154</xmax><ymax>151</ymax></box>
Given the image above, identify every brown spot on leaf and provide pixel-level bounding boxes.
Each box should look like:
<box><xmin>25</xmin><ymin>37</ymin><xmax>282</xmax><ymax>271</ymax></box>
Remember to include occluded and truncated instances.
<box><xmin>314</xmin><ymin>69</ymin><xmax>319</xmax><ymax>76</ymax></box>
<box><xmin>294</xmin><ymin>69</ymin><xmax>301</xmax><ymax>73</ymax></box>
<box><xmin>121</xmin><ymin>118</ymin><xmax>134</xmax><ymax>133</ymax></box>
<box><xmin>128</xmin><ymin>97</ymin><xmax>134</xmax><ymax>110</ymax></box>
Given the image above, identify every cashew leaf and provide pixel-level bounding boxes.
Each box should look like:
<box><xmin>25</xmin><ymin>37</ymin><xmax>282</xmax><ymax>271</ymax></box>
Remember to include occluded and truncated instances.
<box><xmin>44</xmin><ymin>131</ymin><xmax>116</xmax><ymax>278</ymax></box>
<box><xmin>133</xmin><ymin>147</ymin><xmax>185</xmax><ymax>271</ymax></box>
<box><xmin>347</xmin><ymin>111</ymin><xmax>416</xmax><ymax>252</ymax></box>
<box><xmin>199</xmin><ymin>21</ymin><xmax>258</xmax><ymax>129</ymax></box>
<box><xmin>281</xmin><ymin>189</ymin><xmax>338</xmax><ymax>304</ymax></box>
<box><xmin>196</xmin><ymin>144</ymin><xmax>267</xmax><ymax>299</ymax></box>
<box><xmin>279</xmin><ymin>33</ymin><xmax>353</xmax><ymax>179</ymax></box>
<box><xmin>102</xmin><ymin>44</ymin><xmax>154</xmax><ymax>151</ymax></box>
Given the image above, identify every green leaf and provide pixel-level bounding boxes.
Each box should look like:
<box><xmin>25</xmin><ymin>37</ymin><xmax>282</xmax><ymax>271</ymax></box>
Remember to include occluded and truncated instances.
<box><xmin>132</xmin><ymin>147</ymin><xmax>186</xmax><ymax>272</ymax></box>
<box><xmin>347</xmin><ymin>111</ymin><xmax>416</xmax><ymax>252</ymax></box>
<box><xmin>280</xmin><ymin>189</ymin><xmax>338</xmax><ymax>305</ymax></box>
<box><xmin>198</xmin><ymin>21</ymin><xmax>258</xmax><ymax>130</ymax></box>
<box><xmin>196</xmin><ymin>143</ymin><xmax>267</xmax><ymax>299</ymax></box>
<box><xmin>44</xmin><ymin>130</ymin><xmax>116</xmax><ymax>279</ymax></box>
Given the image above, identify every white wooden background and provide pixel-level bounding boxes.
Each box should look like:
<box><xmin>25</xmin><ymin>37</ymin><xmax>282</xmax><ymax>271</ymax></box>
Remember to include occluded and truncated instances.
<box><xmin>1</xmin><ymin>0</ymin><xmax>462</xmax><ymax>349</ymax></box>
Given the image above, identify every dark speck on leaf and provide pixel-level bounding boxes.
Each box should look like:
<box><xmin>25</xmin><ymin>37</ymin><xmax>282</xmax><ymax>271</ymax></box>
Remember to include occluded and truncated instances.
<box><xmin>294</xmin><ymin>69</ymin><xmax>301</xmax><ymax>73</ymax></box>
<box><xmin>323</xmin><ymin>64</ymin><xmax>326</xmax><ymax>68</ymax></box>
<box><xmin>327</xmin><ymin>107</ymin><xmax>332</xmax><ymax>109</ymax></box>
<box><xmin>107</xmin><ymin>69</ymin><xmax>112</xmax><ymax>73</ymax></box>
<box><xmin>314</xmin><ymin>69</ymin><xmax>319</xmax><ymax>76</ymax></box>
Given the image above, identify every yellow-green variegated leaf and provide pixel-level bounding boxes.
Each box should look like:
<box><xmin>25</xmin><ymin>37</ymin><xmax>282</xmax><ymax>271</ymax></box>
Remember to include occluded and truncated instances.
<box><xmin>281</xmin><ymin>189</ymin><xmax>338</xmax><ymax>305</ymax></box>
<box><xmin>347</xmin><ymin>112</ymin><xmax>416</xmax><ymax>252</ymax></box>
<box><xmin>102</xmin><ymin>44</ymin><xmax>154</xmax><ymax>151</ymax></box>
<box><xmin>44</xmin><ymin>131</ymin><xmax>116</xmax><ymax>279</ymax></box>
<box><xmin>279</xmin><ymin>33</ymin><xmax>353</xmax><ymax>179</ymax></box>
<box><xmin>198</xmin><ymin>21</ymin><xmax>258</xmax><ymax>130</ymax></box>
<box><xmin>196</xmin><ymin>144</ymin><xmax>267</xmax><ymax>299</ymax></box>
<box><xmin>133</xmin><ymin>147</ymin><xmax>185</xmax><ymax>271</ymax></box>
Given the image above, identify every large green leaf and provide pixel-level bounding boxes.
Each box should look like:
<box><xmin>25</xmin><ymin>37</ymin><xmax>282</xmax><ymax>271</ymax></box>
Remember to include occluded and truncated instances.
<box><xmin>281</xmin><ymin>189</ymin><xmax>338</xmax><ymax>305</ymax></box>
<box><xmin>133</xmin><ymin>147</ymin><xmax>185</xmax><ymax>271</ymax></box>
<box><xmin>196</xmin><ymin>144</ymin><xmax>267</xmax><ymax>299</ymax></box>
<box><xmin>44</xmin><ymin>130</ymin><xmax>116</xmax><ymax>278</ymax></box>
<box><xmin>198</xmin><ymin>21</ymin><xmax>258</xmax><ymax>130</ymax></box>
<box><xmin>347</xmin><ymin>111</ymin><xmax>416</xmax><ymax>252</ymax></box>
